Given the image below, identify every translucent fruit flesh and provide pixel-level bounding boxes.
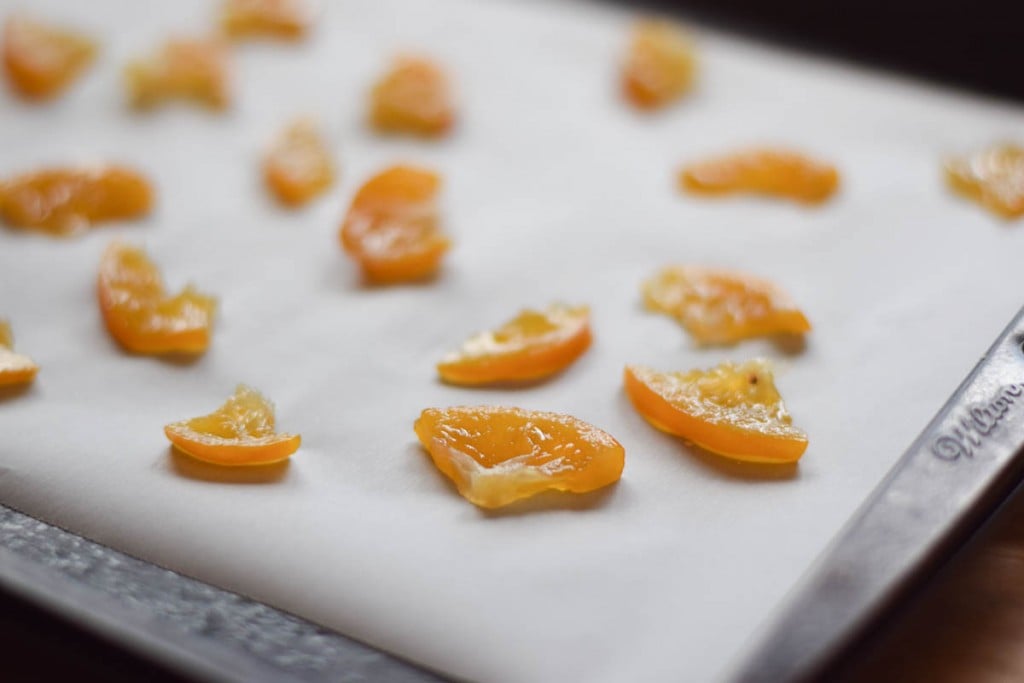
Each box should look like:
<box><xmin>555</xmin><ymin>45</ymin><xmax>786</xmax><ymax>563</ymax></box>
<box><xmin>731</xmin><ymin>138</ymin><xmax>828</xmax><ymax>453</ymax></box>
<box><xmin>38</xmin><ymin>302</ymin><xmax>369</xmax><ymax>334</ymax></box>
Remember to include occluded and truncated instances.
<box><xmin>221</xmin><ymin>0</ymin><xmax>311</xmax><ymax>40</ymax></box>
<box><xmin>414</xmin><ymin>406</ymin><xmax>625</xmax><ymax>508</ymax></box>
<box><xmin>3</xmin><ymin>16</ymin><xmax>97</xmax><ymax>100</ymax></box>
<box><xmin>680</xmin><ymin>148</ymin><xmax>839</xmax><ymax>204</ymax></box>
<box><xmin>643</xmin><ymin>266</ymin><xmax>810</xmax><ymax>345</ymax></box>
<box><xmin>339</xmin><ymin>165</ymin><xmax>450</xmax><ymax>283</ymax></box>
<box><xmin>622</xmin><ymin>20</ymin><xmax>695</xmax><ymax>110</ymax></box>
<box><xmin>370</xmin><ymin>56</ymin><xmax>455</xmax><ymax>137</ymax></box>
<box><xmin>165</xmin><ymin>385</ymin><xmax>301</xmax><ymax>466</ymax></box>
<box><xmin>624</xmin><ymin>361</ymin><xmax>807</xmax><ymax>463</ymax></box>
<box><xmin>0</xmin><ymin>321</ymin><xmax>39</xmax><ymax>387</ymax></box>
<box><xmin>97</xmin><ymin>242</ymin><xmax>216</xmax><ymax>354</ymax></box>
<box><xmin>264</xmin><ymin>119</ymin><xmax>334</xmax><ymax>206</ymax></box>
<box><xmin>0</xmin><ymin>166</ymin><xmax>153</xmax><ymax>236</ymax></box>
<box><xmin>438</xmin><ymin>303</ymin><xmax>591</xmax><ymax>385</ymax></box>
<box><xmin>945</xmin><ymin>144</ymin><xmax>1024</xmax><ymax>219</ymax></box>
<box><xmin>125</xmin><ymin>37</ymin><xmax>230</xmax><ymax>110</ymax></box>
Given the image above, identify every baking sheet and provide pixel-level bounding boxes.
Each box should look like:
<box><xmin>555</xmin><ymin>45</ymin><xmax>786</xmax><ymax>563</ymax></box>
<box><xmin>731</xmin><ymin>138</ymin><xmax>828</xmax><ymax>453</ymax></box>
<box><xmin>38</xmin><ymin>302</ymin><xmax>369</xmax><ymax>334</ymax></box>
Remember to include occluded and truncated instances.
<box><xmin>2</xmin><ymin>0</ymin><xmax>1024</xmax><ymax>681</ymax></box>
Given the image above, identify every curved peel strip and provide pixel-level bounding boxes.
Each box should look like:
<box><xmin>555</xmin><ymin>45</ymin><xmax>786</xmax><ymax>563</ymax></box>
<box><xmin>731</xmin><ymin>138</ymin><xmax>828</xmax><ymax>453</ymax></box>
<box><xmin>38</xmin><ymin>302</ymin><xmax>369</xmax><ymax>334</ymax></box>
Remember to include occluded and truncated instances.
<box><xmin>370</xmin><ymin>55</ymin><xmax>455</xmax><ymax>137</ymax></box>
<box><xmin>3</xmin><ymin>15</ymin><xmax>97</xmax><ymax>100</ymax></box>
<box><xmin>680</xmin><ymin>148</ymin><xmax>839</xmax><ymax>204</ymax></box>
<box><xmin>945</xmin><ymin>143</ymin><xmax>1024</xmax><ymax>219</ymax></box>
<box><xmin>264</xmin><ymin>118</ymin><xmax>334</xmax><ymax>206</ymax></box>
<box><xmin>125</xmin><ymin>37</ymin><xmax>229</xmax><ymax>110</ymax></box>
<box><xmin>0</xmin><ymin>320</ymin><xmax>39</xmax><ymax>386</ymax></box>
<box><xmin>221</xmin><ymin>0</ymin><xmax>311</xmax><ymax>41</ymax></box>
<box><xmin>621</xmin><ymin>20</ymin><xmax>696</xmax><ymax>110</ymax></box>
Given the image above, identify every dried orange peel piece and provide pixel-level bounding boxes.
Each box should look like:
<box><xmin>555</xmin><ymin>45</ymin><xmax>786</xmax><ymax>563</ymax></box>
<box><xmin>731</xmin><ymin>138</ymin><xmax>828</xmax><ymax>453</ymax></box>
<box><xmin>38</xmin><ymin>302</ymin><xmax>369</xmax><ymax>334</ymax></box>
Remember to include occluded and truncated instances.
<box><xmin>125</xmin><ymin>37</ymin><xmax>230</xmax><ymax>110</ymax></box>
<box><xmin>680</xmin><ymin>148</ymin><xmax>839</xmax><ymax>204</ymax></box>
<box><xmin>622</xmin><ymin>20</ymin><xmax>695</xmax><ymax>110</ymax></box>
<box><xmin>0</xmin><ymin>165</ymin><xmax>153</xmax><ymax>236</ymax></box>
<box><xmin>370</xmin><ymin>55</ymin><xmax>455</xmax><ymax>137</ymax></box>
<box><xmin>221</xmin><ymin>0</ymin><xmax>311</xmax><ymax>41</ymax></box>
<box><xmin>3</xmin><ymin>15</ymin><xmax>97</xmax><ymax>100</ymax></box>
<box><xmin>438</xmin><ymin>303</ymin><xmax>591</xmax><ymax>385</ymax></box>
<box><xmin>340</xmin><ymin>165</ymin><xmax>450</xmax><ymax>283</ymax></box>
<box><xmin>264</xmin><ymin>118</ymin><xmax>334</xmax><ymax>206</ymax></box>
<box><xmin>165</xmin><ymin>385</ymin><xmax>300</xmax><ymax>466</ymax></box>
<box><xmin>0</xmin><ymin>321</ymin><xmax>39</xmax><ymax>387</ymax></box>
<box><xmin>945</xmin><ymin>144</ymin><xmax>1024</xmax><ymax>219</ymax></box>
<box><xmin>97</xmin><ymin>242</ymin><xmax>216</xmax><ymax>354</ymax></box>
<box><xmin>624</xmin><ymin>361</ymin><xmax>807</xmax><ymax>464</ymax></box>
<box><xmin>643</xmin><ymin>266</ymin><xmax>810</xmax><ymax>345</ymax></box>
<box><xmin>415</xmin><ymin>406</ymin><xmax>624</xmax><ymax>508</ymax></box>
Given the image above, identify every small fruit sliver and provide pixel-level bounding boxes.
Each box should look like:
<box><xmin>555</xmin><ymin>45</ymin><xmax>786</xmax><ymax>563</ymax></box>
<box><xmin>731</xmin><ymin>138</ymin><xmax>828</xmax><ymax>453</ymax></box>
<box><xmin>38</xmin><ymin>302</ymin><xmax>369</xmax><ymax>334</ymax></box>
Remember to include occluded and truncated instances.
<box><xmin>97</xmin><ymin>242</ymin><xmax>216</xmax><ymax>355</ymax></box>
<box><xmin>621</xmin><ymin>20</ymin><xmax>696</xmax><ymax>110</ymax></box>
<box><xmin>221</xmin><ymin>0</ymin><xmax>311</xmax><ymax>41</ymax></box>
<box><xmin>3</xmin><ymin>15</ymin><xmax>97</xmax><ymax>100</ymax></box>
<box><xmin>414</xmin><ymin>406</ymin><xmax>625</xmax><ymax>508</ymax></box>
<box><xmin>370</xmin><ymin>56</ymin><xmax>455</xmax><ymax>138</ymax></box>
<box><xmin>264</xmin><ymin>118</ymin><xmax>335</xmax><ymax>207</ymax></box>
<box><xmin>624</xmin><ymin>361</ymin><xmax>807</xmax><ymax>464</ymax></box>
<box><xmin>643</xmin><ymin>265</ymin><xmax>810</xmax><ymax>345</ymax></box>
<box><xmin>680</xmin><ymin>148</ymin><xmax>839</xmax><ymax>204</ymax></box>
<box><xmin>0</xmin><ymin>320</ymin><xmax>39</xmax><ymax>387</ymax></box>
<box><xmin>0</xmin><ymin>165</ymin><xmax>153</xmax><ymax>236</ymax></box>
<box><xmin>340</xmin><ymin>165</ymin><xmax>450</xmax><ymax>283</ymax></box>
<box><xmin>438</xmin><ymin>303</ymin><xmax>591</xmax><ymax>385</ymax></box>
<box><xmin>165</xmin><ymin>385</ymin><xmax>301</xmax><ymax>466</ymax></box>
<box><xmin>125</xmin><ymin>37</ymin><xmax>230</xmax><ymax>110</ymax></box>
<box><xmin>945</xmin><ymin>143</ymin><xmax>1024</xmax><ymax>219</ymax></box>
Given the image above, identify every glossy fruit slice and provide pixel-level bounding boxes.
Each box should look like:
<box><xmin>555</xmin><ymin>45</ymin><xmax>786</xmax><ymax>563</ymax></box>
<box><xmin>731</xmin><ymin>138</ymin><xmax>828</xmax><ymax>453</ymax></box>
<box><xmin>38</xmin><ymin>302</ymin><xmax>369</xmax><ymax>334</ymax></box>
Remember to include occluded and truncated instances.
<box><xmin>945</xmin><ymin>144</ymin><xmax>1024</xmax><ymax>219</ymax></box>
<box><xmin>339</xmin><ymin>165</ymin><xmax>449</xmax><ymax>283</ymax></box>
<box><xmin>370</xmin><ymin>56</ymin><xmax>455</xmax><ymax>137</ymax></box>
<box><xmin>221</xmin><ymin>0</ymin><xmax>311</xmax><ymax>40</ymax></box>
<box><xmin>3</xmin><ymin>15</ymin><xmax>97</xmax><ymax>100</ymax></box>
<box><xmin>264</xmin><ymin>118</ymin><xmax>334</xmax><ymax>206</ymax></box>
<box><xmin>414</xmin><ymin>406</ymin><xmax>625</xmax><ymax>508</ymax></box>
<box><xmin>643</xmin><ymin>266</ymin><xmax>810</xmax><ymax>345</ymax></box>
<box><xmin>621</xmin><ymin>20</ymin><xmax>696</xmax><ymax>110</ymax></box>
<box><xmin>165</xmin><ymin>385</ymin><xmax>301</xmax><ymax>466</ymax></box>
<box><xmin>0</xmin><ymin>321</ymin><xmax>39</xmax><ymax>387</ymax></box>
<box><xmin>97</xmin><ymin>242</ymin><xmax>216</xmax><ymax>354</ymax></box>
<box><xmin>0</xmin><ymin>166</ymin><xmax>153</xmax><ymax>236</ymax></box>
<box><xmin>624</xmin><ymin>361</ymin><xmax>807</xmax><ymax>464</ymax></box>
<box><xmin>680</xmin><ymin>148</ymin><xmax>839</xmax><ymax>204</ymax></box>
<box><xmin>125</xmin><ymin>37</ymin><xmax>230</xmax><ymax>110</ymax></box>
<box><xmin>438</xmin><ymin>304</ymin><xmax>591</xmax><ymax>385</ymax></box>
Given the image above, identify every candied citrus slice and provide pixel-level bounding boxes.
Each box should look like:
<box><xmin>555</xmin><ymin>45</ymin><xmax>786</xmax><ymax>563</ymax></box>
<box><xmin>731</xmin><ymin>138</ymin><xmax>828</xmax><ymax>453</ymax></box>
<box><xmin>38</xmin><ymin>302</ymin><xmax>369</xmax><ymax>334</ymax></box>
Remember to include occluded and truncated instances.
<box><xmin>339</xmin><ymin>165</ymin><xmax>450</xmax><ymax>283</ymax></box>
<box><xmin>945</xmin><ymin>144</ymin><xmax>1024</xmax><ymax>219</ymax></box>
<box><xmin>0</xmin><ymin>166</ymin><xmax>153</xmax><ymax>236</ymax></box>
<box><xmin>621</xmin><ymin>20</ymin><xmax>696</xmax><ymax>110</ymax></box>
<box><xmin>624</xmin><ymin>361</ymin><xmax>807</xmax><ymax>464</ymax></box>
<box><xmin>643</xmin><ymin>266</ymin><xmax>810</xmax><ymax>345</ymax></box>
<box><xmin>125</xmin><ymin>37</ymin><xmax>230</xmax><ymax>110</ymax></box>
<box><xmin>0</xmin><ymin>321</ymin><xmax>39</xmax><ymax>387</ymax></box>
<box><xmin>97</xmin><ymin>242</ymin><xmax>216</xmax><ymax>354</ymax></box>
<box><xmin>3</xmin><ymin>15</ymin><xmax>97</xmax><ymax>100</ymax></box>
<box><xmin>414</xmin><ymin>406</ymin><xmax>624</xmax><ymax>508</ymax></box>
<box><xmin>165</xmin><ymin>385</ymin><xmax>300</xmax><ymax>466</ymax></box>
<box><xmin>264</xmin><ymin>118</ymin><xmax>334</xmax><ymax>206</ymax></box>
<box><xmin>680</xmin><ymin>148</ymin><xmax>839</xmax><ymax>204</ymax></box>
<box><xmin>221</xmin><ymin>0</ymin><xmax>311</xmax><ymax>40</ymax></box>
<box><xmin>370</xmin><ymin>56</ymin><xmax>455</xmax><ymax>137</ymax></box>
<box><xmin>437</xmin><ymin>304</ymin><xmax>591</xmax><ymax>385</ymax></box>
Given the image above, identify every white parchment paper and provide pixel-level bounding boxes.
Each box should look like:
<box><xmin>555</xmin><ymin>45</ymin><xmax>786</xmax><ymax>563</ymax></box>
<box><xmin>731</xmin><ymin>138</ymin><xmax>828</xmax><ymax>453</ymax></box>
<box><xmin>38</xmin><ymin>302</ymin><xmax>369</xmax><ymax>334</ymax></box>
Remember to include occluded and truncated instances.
<box><xmin>3</xmin><ymin>0</ymin><xmax>1024</xmax><ymax>680</ymax></box>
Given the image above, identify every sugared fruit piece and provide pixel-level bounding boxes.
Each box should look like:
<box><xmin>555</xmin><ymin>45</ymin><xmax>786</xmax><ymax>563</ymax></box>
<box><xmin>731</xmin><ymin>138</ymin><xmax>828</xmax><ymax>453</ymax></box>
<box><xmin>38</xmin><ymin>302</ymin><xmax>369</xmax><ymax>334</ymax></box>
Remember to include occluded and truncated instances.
<box><xmin>264</xmin><ymin>118</ymin><xmax>334</xmax><ymax>206</ymax></box>
<box><xmin>680</xmin><ymin>148</ymin><xmax>839</xmax><ymax>204</ymax></box>
<box><xmin>438</xmin><ymin>303</ymin><xmax>591</xmax><ymax>385</ymax></box>
<box><xmin>97</xmin><ymin>242</ymin><xmax>216</xmax><ymax>354</ymax></box>
<box><xmin>643</xmin><ymin>265</ymin><xmax>810</xmax><ymax>345</ymax></box>
<box><xmin>340</xmin><ymin>165</ymin><xmax>449</xmax><ymax>283</ymax></box>
<box><xmin>370</xmin><ymin>56</ymin><xmax>455</xmax><ymax>137</ymax></box>
<box><xmin>125</xmin><ymin>37</ymin><xmax>230</xmax><ymax>110</ymax></box>
<box><xmin>414</xmin><ymin>406</ymin><xmax>624</xmax><ymax>508</ymax></box>
<box><xmin>3</xmin><ymin>15</ymin><xmax>97</xmax><ymax>100</ymax></box>
<box><xmin>0</xmin><ymin>166</ymin><xmax>153</xmax><ymax>236</ymax></box>
<box><xmin>0</xmin><ymin>321</ymin><xmax>39</xmax><ymax>387</ymax></box>
<box><xmin>221</xmin><ymin>0</ymin><xmax>311</xmax><ymax>41</ymax></box>
<box><xmin>624</xmin><ymin>361</ymin><xmax>807</xmax><ymax>464</ymax></box>
<box><xmin>165</xmin><ymin>385</ymin><xmax>301</xmax><ymax>466</ymax></box>
<box><xmin>621</xmin><ymin>20</ymin><xmax>695</xmax><ymax>110</ymax></box>
<box><xmin>945</xmin><ymin>144</ymin><xmax>1024</xmax><ymax>219</ymax></box>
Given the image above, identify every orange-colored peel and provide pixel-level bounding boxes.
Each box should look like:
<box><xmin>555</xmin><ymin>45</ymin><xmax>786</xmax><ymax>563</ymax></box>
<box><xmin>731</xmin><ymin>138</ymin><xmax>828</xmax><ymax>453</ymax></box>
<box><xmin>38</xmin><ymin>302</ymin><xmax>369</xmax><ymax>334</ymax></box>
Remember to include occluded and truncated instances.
<box><xmin>0</xmin><ymin>321</ymin><xmax>39</xmax><ymax>387</ymax></box>
<box><xmin>680</xmin><ymin>148</ymin><xmax>839</xmax><ymax>204</ymax></box>
<box><xmin>370</xmin><ymin>56</ymin><xmax>455</xmax><ymax>137</ymax></box>
<box><xmin>125</xmin><ymin>37</ymin><xmax>230</xmax><ymax>110</ymax></box>
<box><xmin>622</xmin><ymin>20</ymin><xmax>695</xmax><ymax>110</ymax></box>
<box><xmin>221</xmin><ymin>0</ymin><xmax>311</xmax><ymax>41</ymax></box>
<box><xmin>3</xmin><ymin>15</ymin><xmax>97</xmax><ymax>100</ymax></box>
<box><xmin>945</xmin><ymin>144</ymin><xmax>1024</xmax><ymax>219</ymax></box>
<box><xmin>264</xmin><ymin>118</ymin><xmax>334</xmax><ymax>206</ymax></box>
